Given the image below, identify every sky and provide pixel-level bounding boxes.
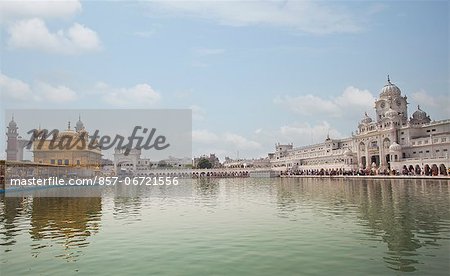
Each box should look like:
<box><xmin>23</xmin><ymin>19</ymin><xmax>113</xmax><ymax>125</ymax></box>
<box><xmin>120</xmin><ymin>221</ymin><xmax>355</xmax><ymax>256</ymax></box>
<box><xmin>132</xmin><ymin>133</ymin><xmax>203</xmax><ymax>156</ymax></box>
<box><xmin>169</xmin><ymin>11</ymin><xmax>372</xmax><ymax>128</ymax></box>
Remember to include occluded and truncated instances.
<box><xmin>0</xmin><ymin>0</ymin><xmax>449</xmax><ymax>161</ymax></box>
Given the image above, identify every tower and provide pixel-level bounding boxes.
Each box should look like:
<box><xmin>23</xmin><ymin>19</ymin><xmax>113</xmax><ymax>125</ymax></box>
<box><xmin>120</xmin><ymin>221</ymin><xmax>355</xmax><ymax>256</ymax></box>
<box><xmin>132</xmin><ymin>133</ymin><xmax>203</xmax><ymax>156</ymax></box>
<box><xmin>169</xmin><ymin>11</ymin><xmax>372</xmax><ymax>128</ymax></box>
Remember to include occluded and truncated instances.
<box><xmin>374</xmin><ymin>76</ymin><xmax>408</xmax><ymax>125</ymax></box>
<box><xmin>6</xmin><ymin>115</ymin><xmax>19</xmax><ymax>161</ymax></box>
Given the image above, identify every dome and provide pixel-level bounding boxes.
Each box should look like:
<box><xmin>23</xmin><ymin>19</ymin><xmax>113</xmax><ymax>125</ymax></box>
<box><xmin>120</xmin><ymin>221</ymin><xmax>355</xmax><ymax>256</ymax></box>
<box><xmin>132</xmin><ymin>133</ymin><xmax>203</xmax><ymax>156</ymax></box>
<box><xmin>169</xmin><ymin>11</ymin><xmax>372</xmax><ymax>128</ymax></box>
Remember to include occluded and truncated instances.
<box><xmin>412</xmin><ymin>105</ymin><xmax>427</xmax><ymax>120</ymax></box>
<box><xmin>410</xmin><ymin>105</ymin><xmax>431</xmax><ymax>125</ymax></box>
<box><xmin>389</xmin><ymin>142</ymin><xmax>402</xmax><ymax>152</ymax></box>
<box><xmin>380</xmin><ymin>76</ymin><xmax>401</xmax><ymax>98</ymax></box>
<box><xmin>385</xmin><ymin>107</ymin><xmax>398</xmax><ymax>118</ymax></box>
<box><xmin>75</xmin><ymin>115</ymin><xmax>85</xmax><ymax>132</ymax></box>
<box><xmin>360</xmin><ymin>112</ymin><xmax>373</xmax><ymax>125</ymax></box>
<box><xmin>8</xmin><ymin>118</ymin><xmax>17</xmax><ymax>128</ymax></box>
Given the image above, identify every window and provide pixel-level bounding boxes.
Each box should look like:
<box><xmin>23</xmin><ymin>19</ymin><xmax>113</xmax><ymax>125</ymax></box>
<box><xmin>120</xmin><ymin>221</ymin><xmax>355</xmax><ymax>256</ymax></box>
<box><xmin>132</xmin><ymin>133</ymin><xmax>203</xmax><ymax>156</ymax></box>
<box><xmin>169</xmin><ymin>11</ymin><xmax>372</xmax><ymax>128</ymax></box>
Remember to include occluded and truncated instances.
<box><xmin>401</xmin><ymin>131</ymin><xmax>404</xmax><ymax>135</ymax></box>
<box><xmin>442</xmin><ymin>138</ymin><xmax>447</xmax><ymax>142</ymax></box>
<box><xmin>64</xmin><ymin>159</ymin><xmax>69</xmax><ymax>165</ymax></box>
<box><xmin>412</xmin><ymin>142</ymin><xmax>416</xmax><ymax>145</ymax></box>
<box><xmin>418</xmin><ymin>141</ymin><xmax>422</xmax><ymax>145</ymax></box>
<box><xmin>424</xmin><ymin>140</ymin><xmax>428</xmax><ymax>144</ymax></box>
<box><xmin>413</xmin><ymin>152</ymin><xmax>416</xmax><ymax>154</ymax></box>
<box><xmin>426</xmin><ymin>130</ymin><xmax>430</xmax><ymax>133</ymax></box>
<box><xmin>434</xmin><ymin>139</ymin><xmax>438</xmax><ymax>143</ymax></box>
<box><xmin>419</xmin><ymin>151</ymin><xmax>423</xmax><ymax>154</ymax></box>
<box><xmin>425</xmin><ymin>150</ymin><xmax>429</xmax><ymax>153</ymax></box>
<box><xmin>432</xmin><ymin>129</ymin><xmax>436</xmax><ymax>132</ymax></box>
<box><xmin>77</xmin><ymin>160</ymin><xmax>80</xmax><ymax>165</ymax></box>
<box><xmin>57</xmin><ymin>159</ymin><xmax>62</xmax><ymax>165</ymax></box>
<box><xmin>444</xmin><ymin>149</ymin><xmax>448</xmax><ymax>152</ymax></box>
<box><xmin>50</xmin><ymin>159</ymin><xmax>55</xmax><ymax>164</ymax></box>
<box><xmin>436</xmin><ymin>150</ymin><xmax>440</xmax><ymax>153</ymax></box>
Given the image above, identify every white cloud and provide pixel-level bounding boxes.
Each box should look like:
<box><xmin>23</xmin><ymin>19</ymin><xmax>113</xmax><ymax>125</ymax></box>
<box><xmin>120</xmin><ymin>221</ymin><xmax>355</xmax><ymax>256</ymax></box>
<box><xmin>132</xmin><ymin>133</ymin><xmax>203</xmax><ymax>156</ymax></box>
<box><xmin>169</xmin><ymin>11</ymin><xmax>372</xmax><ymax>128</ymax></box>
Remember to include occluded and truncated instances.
<box><xmin>274</xmin><ymin>86</ymin><xmax>375</xmax><ymax>118</ymax></box>
<box><xmin>0</xmin><ymin>0</ymin><xmax>81</xmax><ymax>21</ymax></box>
<box><xmin>35</xmin><ymin>81</ymin><xmax>77</xmax><ymax>103</ymax></box>
<box><xmin>0</xmin><ymin>73</ymin><xmax>77</xmax><ymax>103</ymax></box>
<box><xmin>280</xmin><ymin>121</ymin><xmax>343</xmax><ymax>145</ymax></box>
<box><xmin>99</xmin><ymin>83</ymin><xmax>161</xmax><ymax>107</ymax></box>
<box><xmin>193</xmin><ymin>129</ymin><xmax>262</xmax><ymax>152</ymax></box>
<box><xmin>7</xmin><ymin>18</ymin><xmax>101</xmax><ymax>54</ymax></box>
<box><xmin>149</xmin><ymin>1</ymin><xmax>362</xmax><ymax>34</ymax></box>
<box><xmin>192</xmin><ymin>129</ymin><xmax>219</xmax><ymax>144</ymax></box>
<box><xmin>410</xmin><ymin>90</ymin><xmax>450</xmax><ymax>119</ymax></box>
<box><xmin>224</xmin><ymin>132</ymin><xmax>262</xmax><ymax>150</ymax></box>
<box><xmin>0</xmin><ymin>73</ymin><xmax>33</xmax><ymax>101</ymax></box>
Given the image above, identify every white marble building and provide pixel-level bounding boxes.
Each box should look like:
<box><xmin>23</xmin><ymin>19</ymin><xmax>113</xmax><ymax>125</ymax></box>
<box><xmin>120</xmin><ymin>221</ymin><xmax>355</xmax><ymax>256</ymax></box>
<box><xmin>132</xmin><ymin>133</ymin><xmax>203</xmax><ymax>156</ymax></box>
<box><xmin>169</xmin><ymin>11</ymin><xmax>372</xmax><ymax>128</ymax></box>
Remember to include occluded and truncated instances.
<box><xmin>269</xmin><ymin>77</ymin><xmax>450</xmax><ymax>175</ymax></box>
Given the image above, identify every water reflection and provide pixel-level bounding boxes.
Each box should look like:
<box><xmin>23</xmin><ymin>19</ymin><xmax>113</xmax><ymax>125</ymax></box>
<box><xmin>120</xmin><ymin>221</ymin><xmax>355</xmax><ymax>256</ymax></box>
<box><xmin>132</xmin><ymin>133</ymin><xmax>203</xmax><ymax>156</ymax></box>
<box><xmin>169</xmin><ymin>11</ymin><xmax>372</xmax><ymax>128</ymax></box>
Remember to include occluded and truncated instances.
<box><xmin>274</xmin><ymin>178</ymin><xmax>450</xmax><ymax>272</ymax></box>
<box><xmin>0</xmin><ymin>196</ymin><xmax>101</xmax><ymax>261</ymax></box>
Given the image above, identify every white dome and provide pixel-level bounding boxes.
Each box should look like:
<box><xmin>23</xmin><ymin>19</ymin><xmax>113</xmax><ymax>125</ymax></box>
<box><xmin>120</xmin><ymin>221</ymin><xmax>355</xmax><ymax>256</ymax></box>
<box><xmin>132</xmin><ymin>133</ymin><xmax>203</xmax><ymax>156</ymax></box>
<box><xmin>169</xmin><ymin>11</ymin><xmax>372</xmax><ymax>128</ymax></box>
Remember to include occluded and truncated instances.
<box><xmin>360</xmin><ymin>112</ymin><xmax>373</xmax><ymax>125</ymax></box>
<box><xmin>385</xmin><ymin>107</ymin><xmax>398</xmax><ymax>118</ymax></box>
<box><xmin>380</xmin><ymin>76</ymin><xmax>401</xmax><ymax>98</ymax></box>
<box><xmin>389</xmin><ymin>142</ymin><xmax>402</xmax><ymax>152</ymax></box>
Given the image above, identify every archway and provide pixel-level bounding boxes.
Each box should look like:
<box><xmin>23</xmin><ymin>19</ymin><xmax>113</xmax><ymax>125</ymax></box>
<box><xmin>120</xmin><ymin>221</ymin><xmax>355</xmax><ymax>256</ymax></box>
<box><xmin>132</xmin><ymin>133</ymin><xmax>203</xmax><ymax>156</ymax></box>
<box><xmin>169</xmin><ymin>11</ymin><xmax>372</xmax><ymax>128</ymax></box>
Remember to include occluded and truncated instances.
<box><xmin>408</xmin><ymin>165</ymin><xmax>414</xmax><ymax>174</ymax></box>
<box><xmin>439</xmin><ymin>164</ymin><xmax>447</xmax><ymax>176</ymax></box>
<box><xmin>415</xmin><ymin>165</ymin><xmax>421</xmax><ymax>175</ymax></box>
<box><xmin>431</xmin><ymin>164</ymin><xmax>439</xmax><ymax>176</ymax></box>
<box><xmin>385</xmin><ymin>154</ymin><xmax>390</xmax><ymax>169</ymax></box>
<box><xmin>361</xmin><ymin>156</ymin><xmax>366</xmax><ymax>168</ymax></box>
<box><xmin>424</xmin><ymin>164</ymin><xmax>431</xmax><ymax>176</ymax></box>
<box><xmin>371</xmin><ymin>155</ymin><xmax>380</xmax><ymax>167</ymax></box>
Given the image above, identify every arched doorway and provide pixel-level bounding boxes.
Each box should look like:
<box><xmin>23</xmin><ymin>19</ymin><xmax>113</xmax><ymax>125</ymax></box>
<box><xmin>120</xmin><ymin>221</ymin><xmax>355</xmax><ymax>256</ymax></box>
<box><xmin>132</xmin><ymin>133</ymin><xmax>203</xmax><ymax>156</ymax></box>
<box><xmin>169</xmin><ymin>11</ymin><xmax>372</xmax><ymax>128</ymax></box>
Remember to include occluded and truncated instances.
<box><xmin>415</xmin><ymin>165</ymin><xmax>421</xmax><ymax>175</ymax></box>
<box><xmin>424</xmin><ymin>164</ymin><xmax>431</xmax><ymax>176</ymax></box>
<box><xmin>385</xmin><ymin>154</ymin><xmax>390</xmax><ymax>169</ymax></box>
<box><xmin>439</xmin><ymin>164</ymin><xmax>447</xmax><ymax>176</ymax></box>
<box><xmin>431</xmin><ymin>164</ymin><xmax>439</xmax><ymax>176</ymax></box>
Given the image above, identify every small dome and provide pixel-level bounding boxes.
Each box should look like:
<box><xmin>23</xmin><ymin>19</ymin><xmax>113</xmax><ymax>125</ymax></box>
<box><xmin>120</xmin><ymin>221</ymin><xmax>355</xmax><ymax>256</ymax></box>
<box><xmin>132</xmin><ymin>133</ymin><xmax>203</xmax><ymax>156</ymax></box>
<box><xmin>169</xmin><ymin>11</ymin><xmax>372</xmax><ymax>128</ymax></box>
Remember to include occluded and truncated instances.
<box><xmin>389</xmin><ymin>142</ymin><xmax>402</xmax><ymax>152</ymax></box>
<box><xmin>380</xmin><ymin>76</ymin><xmax>401</xmax><ymax>98</ymax></box>
<box><xmin>385</xmin><ymin>107</ymin><xmax>398</xmax><ymax>118</ymax></box>
<box><xmin>8</xmin><ymin>116</ymin><xmax>17</xmax><ymax>128</ymax></box>
<box><xmin>410</xmin><ymin>105</ymin><xmax>431</xmax><ymax>125</ymax></box>
<box><xmin>412</xmin><ymin>105</ymin><xmax>427</xmax><ymax>120</ymax></box>
<box><xmin>75</xmin><ymin>115</ymin><xmax>85</xmax><ymax>132</ymax></box>
<box><xmin>360</xmin><ymin>112</ymin><xmax>373</xmax><ymax>125</ymax></box>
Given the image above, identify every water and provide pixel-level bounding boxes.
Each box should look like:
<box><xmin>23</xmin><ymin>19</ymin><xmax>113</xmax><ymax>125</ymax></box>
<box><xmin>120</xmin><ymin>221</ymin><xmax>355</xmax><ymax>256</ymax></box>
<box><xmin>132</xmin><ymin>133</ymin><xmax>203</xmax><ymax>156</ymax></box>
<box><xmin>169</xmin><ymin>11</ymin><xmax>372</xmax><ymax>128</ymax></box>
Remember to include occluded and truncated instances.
<box><xmin>0</xmin><ymin>178</ymin><xmax>449</xmax><ymax>275</ymax></box>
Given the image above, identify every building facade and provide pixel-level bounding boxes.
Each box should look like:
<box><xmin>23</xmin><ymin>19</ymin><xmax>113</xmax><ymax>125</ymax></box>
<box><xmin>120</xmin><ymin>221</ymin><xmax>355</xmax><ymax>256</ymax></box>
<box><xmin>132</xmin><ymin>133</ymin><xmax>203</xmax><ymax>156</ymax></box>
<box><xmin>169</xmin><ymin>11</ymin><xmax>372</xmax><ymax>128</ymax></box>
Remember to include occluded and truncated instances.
<box><xmin>269</xmin><ymin>77</ymin><xmax>450</xmax><ymax>176</ymax></box>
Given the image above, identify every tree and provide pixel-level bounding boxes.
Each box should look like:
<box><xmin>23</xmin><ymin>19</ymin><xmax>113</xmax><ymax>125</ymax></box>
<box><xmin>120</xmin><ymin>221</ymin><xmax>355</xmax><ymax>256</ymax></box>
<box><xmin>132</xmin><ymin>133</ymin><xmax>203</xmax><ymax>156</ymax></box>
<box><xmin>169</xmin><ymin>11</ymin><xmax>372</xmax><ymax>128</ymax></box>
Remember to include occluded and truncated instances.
<box><xmin>197</xmin><ymin>158</ymin><xmax>212</xmax><ymax>169</ymax></box>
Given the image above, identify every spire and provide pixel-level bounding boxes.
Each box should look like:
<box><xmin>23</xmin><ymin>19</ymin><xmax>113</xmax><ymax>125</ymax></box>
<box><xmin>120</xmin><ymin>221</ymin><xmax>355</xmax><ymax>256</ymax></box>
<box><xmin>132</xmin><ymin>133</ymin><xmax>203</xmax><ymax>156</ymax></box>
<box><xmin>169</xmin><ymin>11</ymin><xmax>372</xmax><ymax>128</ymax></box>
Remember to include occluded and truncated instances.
<box><xmin>387</xmin><ymin>74</ymin><xmax>390</xmax><ymax>83</ymax></box>
<box><xmin>417</xmin><ymin>105</ymin><xmax>421</xmax><ymax>110</ymax></box>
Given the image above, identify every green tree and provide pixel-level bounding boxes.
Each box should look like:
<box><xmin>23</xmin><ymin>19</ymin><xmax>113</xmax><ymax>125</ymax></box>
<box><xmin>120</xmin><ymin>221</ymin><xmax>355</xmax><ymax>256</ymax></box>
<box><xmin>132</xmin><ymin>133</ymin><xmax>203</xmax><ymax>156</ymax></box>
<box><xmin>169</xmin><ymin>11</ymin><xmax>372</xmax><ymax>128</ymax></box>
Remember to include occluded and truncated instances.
<box><xmin>197</xmin><ymin>158</ymin><xmax>212</xmax><ymax>169</ymax></box>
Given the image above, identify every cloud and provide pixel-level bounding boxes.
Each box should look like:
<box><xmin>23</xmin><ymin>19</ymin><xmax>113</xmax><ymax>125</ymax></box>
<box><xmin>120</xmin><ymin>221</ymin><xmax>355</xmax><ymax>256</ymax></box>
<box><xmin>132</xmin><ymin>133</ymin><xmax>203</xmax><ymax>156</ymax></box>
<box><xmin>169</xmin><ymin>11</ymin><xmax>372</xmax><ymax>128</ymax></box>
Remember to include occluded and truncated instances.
<box><xmin>279</xmin><ymin>121</ymin><xmax>343</xmax><ymax>145</ymax></box>
<box><xmin>1</xmin><ymin>74</ymin><xmax>162</xmax><ymax>107</ymax></box>
<box><xmin>0</xmin><ymin>73</ymin><xmax>33</xmax><ymax>101</ymax></box>
<box><xmin>7</xmin><ymin>18</ymin><xmax>101</xmax><ymax>54</ymax></box>
<box><xmin>0</xmin><ymin>73</ymin><xmax>77</xmax><ymax>103</ymax></box>
<box><xmin>224</xmin><ymin>132</ymin><xmax>262</xmax><ymax>150</ymax></box>
<box><xmin>410</xmin><ymin>90</ymin><xmax>450</xmax><ymax>119</ymax></box>
<box><xmin>192</xmin><ymin>130</ymin><xmax>219</xmax><ymax>144</ymax></box>
<box><xmin>0</xmin><ymin>0</ymin><xmax>81</xmax><ymax>21</ymax></box>
<box><xmin>193</xmin><ymin>129</ymin><xmax>262</xmax><ymax>150</ymax></box>
<box><xmin>274</xmin><ymin>86</ymin><xmax>375</xmax><ymax>118</ymax></box>
<box><xmin>98</xmin><ymin>83</ymin><xmax>161</xmax><ymax>107</ymax></box>
<box><xmin>148</xmin><ymin>1</ymin><xmax>362</xmax><ymax>34</ymax></box>
<box><xmin>35</xmin><ymin>81</ymin><xmax>77</xmax><ymax>103</ymax></box>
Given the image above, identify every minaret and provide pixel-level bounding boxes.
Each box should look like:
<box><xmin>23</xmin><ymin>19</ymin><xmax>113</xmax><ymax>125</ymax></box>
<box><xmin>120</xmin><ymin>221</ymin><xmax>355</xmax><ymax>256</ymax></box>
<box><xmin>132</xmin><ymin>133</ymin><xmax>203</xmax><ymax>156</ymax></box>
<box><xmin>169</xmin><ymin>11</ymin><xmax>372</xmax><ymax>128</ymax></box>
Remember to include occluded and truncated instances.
<box><xmin>6</xmin><ymin>115</ymin><xmax>19</xmax><ymax>161</ymax></box>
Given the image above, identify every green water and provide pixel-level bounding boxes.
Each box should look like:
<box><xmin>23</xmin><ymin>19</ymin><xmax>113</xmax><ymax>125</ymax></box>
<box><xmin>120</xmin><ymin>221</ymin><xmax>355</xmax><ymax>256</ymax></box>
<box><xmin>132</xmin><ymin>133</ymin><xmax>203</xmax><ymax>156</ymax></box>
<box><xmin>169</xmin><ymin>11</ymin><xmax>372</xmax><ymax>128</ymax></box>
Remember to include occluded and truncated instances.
<box><xmin>1</xmin><ymin>178</ymin><xmax>449</xmax><ymax>275</ymax></box>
